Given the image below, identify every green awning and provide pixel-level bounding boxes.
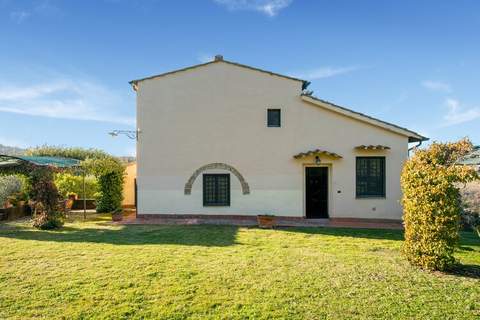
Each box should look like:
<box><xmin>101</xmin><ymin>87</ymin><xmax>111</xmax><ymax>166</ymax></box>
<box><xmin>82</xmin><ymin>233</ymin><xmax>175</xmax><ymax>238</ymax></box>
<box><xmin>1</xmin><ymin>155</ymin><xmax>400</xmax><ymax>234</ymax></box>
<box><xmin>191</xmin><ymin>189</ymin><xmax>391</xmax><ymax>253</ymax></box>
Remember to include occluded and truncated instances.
<box><xmin>0</xmin><ymin>155</ymin><xmax>81</xmax><ymax>168</ymax></box>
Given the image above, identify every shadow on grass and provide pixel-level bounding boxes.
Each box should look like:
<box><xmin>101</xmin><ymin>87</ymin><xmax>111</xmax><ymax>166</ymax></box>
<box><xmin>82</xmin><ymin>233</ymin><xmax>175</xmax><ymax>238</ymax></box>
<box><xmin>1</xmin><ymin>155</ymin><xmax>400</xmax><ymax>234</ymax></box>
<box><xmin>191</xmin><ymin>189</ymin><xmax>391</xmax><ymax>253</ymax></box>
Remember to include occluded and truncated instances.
<box><xmin>278</xmin><ymin>226</ymin><xmax>405</xmax><ymax>242</ymax></box>
<box><xmin>445</xmin><ymin>264</ymin><xmax>480</xmax><ymax>279</ymax></box>
<box><xmin>281</xmin><ymin>227</ymin><xmax>480</xmax><ymax>248</ymax></box>
<box><xmin>0</xmin><ymin>224</ymin><xmax>239</xmax><ymax>247</ymax></box>
<box><xmin>457</xmin><ymin>232</ymin><xmax>480</xmax><ymax>247</ymax></box>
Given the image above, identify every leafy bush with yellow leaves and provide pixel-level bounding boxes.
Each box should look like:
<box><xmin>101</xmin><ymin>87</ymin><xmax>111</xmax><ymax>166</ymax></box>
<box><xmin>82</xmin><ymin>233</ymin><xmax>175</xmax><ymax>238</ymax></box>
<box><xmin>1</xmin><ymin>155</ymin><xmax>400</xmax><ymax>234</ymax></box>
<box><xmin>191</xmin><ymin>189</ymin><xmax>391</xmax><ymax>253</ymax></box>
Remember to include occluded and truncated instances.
<box><xmin>401</xmin><ymin>138</ymin><xmax>478</xmax><ymax>271</ymax></box>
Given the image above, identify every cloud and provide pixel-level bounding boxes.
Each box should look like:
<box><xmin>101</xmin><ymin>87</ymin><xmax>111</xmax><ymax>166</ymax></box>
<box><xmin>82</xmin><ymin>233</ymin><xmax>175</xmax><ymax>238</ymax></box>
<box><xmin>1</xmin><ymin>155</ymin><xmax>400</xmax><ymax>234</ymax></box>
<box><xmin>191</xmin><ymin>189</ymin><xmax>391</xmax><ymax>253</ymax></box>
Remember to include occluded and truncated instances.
<box><xmin>10</xmin><ymin>11</ymin><xmax>30</xmax><ymax>23</ymax></box>
<box><xmin>290</xmin><ymin>66</ymin><xmax>362</xmax><ymax>80</ymax></box>
<box><xmin>421</xmin><ymin>80</ymin><xmax>451</xmax><ymax>93</ymax></box>
<box><xmin>442</xmin><ymin>98</ymin><xmax>480</xmax><ymax>126</ymax></box>
<box><xmin>34</xmin><ymin>0</ymin><xmax>62</xmax><ymax>16</ymax></box>
<box><xmin>213</xmin><ymin>0</ymin><xmax>293</xmax><ymax>17</ymax></box>
<box><xmin>0</xmin><ymin>78</ymin><xmax>135</xmax><ymax>126</ymax></box>
<box><xmin>8</xmin><ymin>0</ymin><xmax>61</xmax><ymax>24</ymax></box>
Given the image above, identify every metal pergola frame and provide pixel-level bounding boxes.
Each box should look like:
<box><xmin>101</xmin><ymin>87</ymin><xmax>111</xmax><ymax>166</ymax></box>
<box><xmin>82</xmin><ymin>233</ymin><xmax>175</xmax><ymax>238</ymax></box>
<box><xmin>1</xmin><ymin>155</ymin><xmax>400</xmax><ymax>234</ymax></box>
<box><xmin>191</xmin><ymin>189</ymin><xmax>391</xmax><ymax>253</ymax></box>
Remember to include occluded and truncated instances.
<box><xmin>0</xmin><ymin>154</ymin><xmax>89</xmax><ymax>219</ymax></box>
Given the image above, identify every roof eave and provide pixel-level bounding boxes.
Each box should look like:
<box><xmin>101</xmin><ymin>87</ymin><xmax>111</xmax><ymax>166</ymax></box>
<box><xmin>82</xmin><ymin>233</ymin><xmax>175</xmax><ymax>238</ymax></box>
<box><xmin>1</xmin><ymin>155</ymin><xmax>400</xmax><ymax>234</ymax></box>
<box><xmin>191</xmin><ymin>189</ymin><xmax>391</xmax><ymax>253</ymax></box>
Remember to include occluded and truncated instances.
<box><xmin>301</xmin><ymin>95</ymin><xmax>429</xmax><ymax>142</ymax></box>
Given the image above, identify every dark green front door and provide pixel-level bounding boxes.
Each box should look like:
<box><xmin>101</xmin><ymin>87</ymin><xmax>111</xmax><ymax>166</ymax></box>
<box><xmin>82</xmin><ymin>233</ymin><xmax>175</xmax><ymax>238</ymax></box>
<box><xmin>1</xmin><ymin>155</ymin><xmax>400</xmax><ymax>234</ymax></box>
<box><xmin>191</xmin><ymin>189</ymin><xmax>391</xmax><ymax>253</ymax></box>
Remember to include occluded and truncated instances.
<box><xmin>305</xmin><ymin>167</ymin><xmax>329</xmax><ymax>219</ymax></box>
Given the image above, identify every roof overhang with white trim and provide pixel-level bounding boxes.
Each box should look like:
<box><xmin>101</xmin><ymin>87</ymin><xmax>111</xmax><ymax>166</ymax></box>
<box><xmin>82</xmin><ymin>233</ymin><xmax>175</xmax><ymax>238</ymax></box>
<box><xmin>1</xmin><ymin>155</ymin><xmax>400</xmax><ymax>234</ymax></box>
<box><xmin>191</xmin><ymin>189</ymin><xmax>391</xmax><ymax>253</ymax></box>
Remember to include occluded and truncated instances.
<box><xmin>301</xmin><ymin>95</ymin><xmax>428</xmax><ymax>143</ymax></box>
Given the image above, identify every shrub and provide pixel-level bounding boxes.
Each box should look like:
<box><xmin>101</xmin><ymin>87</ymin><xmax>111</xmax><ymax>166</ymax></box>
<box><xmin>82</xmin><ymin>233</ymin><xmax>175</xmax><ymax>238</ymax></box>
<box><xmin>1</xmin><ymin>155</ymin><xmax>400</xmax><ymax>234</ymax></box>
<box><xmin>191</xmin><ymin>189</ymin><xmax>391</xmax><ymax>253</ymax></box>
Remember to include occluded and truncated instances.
<box><xmin>96</xmin><ymin>171</ymin><xmax>124</xmax><ymax>213</ymax></box>
<box><xmin>28</xmin><ymin>167</ymin><xmax>59</xmax><ymax>212</ymax></box>
<box><xmin>28</xmin><ymin>167</ymin><xmax>64</xmax><ymax>229</ymax></box>
<box><xmin>401</xmin><ymin>138</ymin><xmax>478</xmax><ymax>271</ymax></box>
<box><xmin>31</xmin><ymin>202</ymin><xmax>64</xmax><ymax>230</ymax></box>
<box><xmin>0</xmin><ymin>175</ymin><xmax>24</xmax><ymax>207</ymax></box>
<box><xmin>54</xmin><ymin>173</ymin><xmax>98</xmax><ymax>199</ymax></box>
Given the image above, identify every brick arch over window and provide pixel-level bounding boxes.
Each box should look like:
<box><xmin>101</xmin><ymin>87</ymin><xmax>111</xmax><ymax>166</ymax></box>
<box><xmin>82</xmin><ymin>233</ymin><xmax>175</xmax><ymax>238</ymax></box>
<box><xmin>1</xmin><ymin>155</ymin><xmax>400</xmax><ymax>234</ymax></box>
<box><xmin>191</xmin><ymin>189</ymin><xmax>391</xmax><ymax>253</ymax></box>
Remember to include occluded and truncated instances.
<box><xmin>184</xmin><ymin>163</ymin><xmax>250</xmax><ymax>195</ymax></box>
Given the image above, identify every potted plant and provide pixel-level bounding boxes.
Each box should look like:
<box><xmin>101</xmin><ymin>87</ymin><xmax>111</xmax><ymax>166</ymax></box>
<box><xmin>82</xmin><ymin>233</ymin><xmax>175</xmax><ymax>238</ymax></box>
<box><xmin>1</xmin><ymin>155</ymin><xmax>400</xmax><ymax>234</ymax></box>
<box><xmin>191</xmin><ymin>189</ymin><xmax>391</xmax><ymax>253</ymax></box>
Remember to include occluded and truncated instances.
<box><xmin>257</xmin><ymin>214</ymin><xmax>276</xmax><ymax>228</ymax></box>
<box><xmin>67</xmin><ymin>193</ymin><xmax>78</xmax><ymax>201</ymax></box>
<box><xmin>11</xmin><ymin>191</ymin><xmax>28</xmax><ymax>207</ymax></box>
<box><xmin>112</xmin><ymin>208</ymin><xmax>123</xmax><ymax>222</ymax></box>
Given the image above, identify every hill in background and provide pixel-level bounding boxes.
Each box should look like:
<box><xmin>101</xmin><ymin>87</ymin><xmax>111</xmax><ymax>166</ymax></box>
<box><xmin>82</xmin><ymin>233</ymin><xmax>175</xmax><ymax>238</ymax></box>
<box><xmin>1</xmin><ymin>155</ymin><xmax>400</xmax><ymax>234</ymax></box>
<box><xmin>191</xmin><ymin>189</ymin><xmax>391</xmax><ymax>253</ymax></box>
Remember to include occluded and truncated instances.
<box><xmin>0</xmin><ymin>144</ymin><xmax>26</xmax><ymax>156</ymax></box>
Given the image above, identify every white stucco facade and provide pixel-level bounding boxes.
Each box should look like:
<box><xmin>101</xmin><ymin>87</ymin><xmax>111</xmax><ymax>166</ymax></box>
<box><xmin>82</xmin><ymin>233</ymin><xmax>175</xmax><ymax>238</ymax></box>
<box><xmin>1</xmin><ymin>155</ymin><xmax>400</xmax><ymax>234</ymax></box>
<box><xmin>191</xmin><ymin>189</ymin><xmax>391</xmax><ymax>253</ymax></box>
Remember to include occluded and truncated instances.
<box><xmin>132</xmin><ymin>58</ymin><xmax>426</xmax><ymax>220</ymax></box>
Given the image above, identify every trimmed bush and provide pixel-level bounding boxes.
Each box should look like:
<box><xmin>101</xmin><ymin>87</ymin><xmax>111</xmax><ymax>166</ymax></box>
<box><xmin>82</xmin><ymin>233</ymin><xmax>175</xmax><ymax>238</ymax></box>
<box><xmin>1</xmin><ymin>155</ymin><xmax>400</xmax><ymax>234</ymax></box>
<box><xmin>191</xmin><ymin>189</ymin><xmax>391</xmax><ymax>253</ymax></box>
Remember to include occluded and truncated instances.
<box><xmin>95</xmin><ymin>171</ymin><xmax>124</xmax><ymax>213</ymax></box>
<box><xmin>401</xmin><ymin>139</ymin><xmax>478</xmax><ymax>271</ymax></box>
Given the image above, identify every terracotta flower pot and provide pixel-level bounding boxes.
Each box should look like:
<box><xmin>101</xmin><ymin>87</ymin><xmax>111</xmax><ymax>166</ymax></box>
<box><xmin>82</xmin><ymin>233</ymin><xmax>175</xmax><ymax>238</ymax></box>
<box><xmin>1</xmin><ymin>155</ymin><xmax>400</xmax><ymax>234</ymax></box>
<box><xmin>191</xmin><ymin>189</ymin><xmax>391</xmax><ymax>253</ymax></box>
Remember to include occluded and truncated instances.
<box><xmin>257</xmin><ymin>215</ymin><xmax>276</xmax><ymax>229</ymax></box>
<box><xmin>112</xmin><ymin>212</ymin><xmax>123</xmax><ymax>222</ymax></box>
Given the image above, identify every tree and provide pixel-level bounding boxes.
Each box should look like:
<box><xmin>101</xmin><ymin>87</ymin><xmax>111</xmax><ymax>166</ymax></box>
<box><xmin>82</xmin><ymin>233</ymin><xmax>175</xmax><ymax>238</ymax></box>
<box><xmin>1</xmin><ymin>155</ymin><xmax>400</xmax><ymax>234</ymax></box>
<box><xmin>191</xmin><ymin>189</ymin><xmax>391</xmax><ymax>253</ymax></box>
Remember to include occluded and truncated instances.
<box><xmin>401</xmin><ymin>138</ymin><xmax>478</xmax><ymax>271</ymax></box>
<box><xmin>29</xmin><ymin>167</ymin><xmax>64</xmax><ymax>229</ymax></box>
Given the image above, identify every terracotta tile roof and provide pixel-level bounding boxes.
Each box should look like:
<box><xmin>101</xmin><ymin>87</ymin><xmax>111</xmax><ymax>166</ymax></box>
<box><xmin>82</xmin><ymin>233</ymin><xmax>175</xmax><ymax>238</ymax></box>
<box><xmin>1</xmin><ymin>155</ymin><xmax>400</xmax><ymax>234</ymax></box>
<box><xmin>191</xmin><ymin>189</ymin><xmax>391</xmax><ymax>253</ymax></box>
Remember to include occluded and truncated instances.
<box><xmin>355</xmin><ymin>145</ymin><xmax>391</xmax><ymax>150</ymax></box>
<box><xmin>293</xmin><ymin>149</ymin><xmax>342</xmax><ymax>159</ymax></box>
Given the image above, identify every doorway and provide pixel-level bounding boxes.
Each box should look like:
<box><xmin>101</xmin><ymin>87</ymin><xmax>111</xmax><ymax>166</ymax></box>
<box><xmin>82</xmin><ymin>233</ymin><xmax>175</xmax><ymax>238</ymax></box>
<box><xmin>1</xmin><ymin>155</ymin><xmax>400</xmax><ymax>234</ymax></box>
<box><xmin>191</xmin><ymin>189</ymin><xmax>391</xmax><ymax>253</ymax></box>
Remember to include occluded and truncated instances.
<box><xmin>305</xmin><ymin>167</ymin><xmax>329</xmax><ymax>219</ymax></box>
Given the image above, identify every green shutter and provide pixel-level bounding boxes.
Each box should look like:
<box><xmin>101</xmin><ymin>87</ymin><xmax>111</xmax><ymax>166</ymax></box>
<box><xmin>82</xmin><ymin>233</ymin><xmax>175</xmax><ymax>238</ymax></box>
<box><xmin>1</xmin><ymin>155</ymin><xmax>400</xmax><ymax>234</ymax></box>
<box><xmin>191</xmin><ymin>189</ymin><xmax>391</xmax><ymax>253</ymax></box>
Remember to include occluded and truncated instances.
<box><xmin>356</xmin><ymin>157</ymin><xmax>385</xmax><ymax>198</ymax></box>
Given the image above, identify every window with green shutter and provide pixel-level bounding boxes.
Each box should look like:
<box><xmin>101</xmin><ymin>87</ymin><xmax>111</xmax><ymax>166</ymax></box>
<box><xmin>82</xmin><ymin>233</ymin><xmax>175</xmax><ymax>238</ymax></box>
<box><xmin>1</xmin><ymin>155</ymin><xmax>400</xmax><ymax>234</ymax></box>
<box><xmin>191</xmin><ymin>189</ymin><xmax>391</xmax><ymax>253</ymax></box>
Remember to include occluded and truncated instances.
<box><xmin>203</xmin><ymin>174</ymin><xmax>230</xmax><ymax>206</ymax></box>
<box><xmin>356</xmin><ymin>157</ymin><xmax>386</xmax><ymax>198</ymax></box>
<box><xmin>267</xmin><ymin>109</ymin><xmax>281</xmax><ymax>127</ymax></box>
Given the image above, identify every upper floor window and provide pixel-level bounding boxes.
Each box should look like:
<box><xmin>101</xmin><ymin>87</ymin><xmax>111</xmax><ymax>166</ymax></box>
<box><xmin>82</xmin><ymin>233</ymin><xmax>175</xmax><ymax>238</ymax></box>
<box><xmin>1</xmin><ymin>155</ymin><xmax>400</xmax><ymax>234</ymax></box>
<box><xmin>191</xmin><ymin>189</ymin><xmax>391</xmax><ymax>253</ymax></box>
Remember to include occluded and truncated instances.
<box><xmin>203</xmin><ymin>174</ymin><xmax>230</xmax><ymax>206</ymax></box>
<box><xmin>267</xmin><ymin>109</ymin><xmax>281</xmax><ymax>127</ymax></box>
<box><xmin>356</xmin><ymin>157</ymin><xmax>386</xmax><ymax>198</ymax></box>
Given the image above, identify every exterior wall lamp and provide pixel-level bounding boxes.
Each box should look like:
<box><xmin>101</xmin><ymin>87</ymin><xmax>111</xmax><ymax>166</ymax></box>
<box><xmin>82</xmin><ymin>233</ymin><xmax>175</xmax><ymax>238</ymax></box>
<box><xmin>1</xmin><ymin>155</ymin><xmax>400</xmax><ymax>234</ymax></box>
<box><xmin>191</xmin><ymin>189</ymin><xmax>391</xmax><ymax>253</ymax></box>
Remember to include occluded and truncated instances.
<box><xmin>315</xmin><ymin>156</ymin><xmax>321</xmax><ymax>165</ymax></box>
<box><xmin>108</xmin><ymin>129</ymin><xmax>141</xmax><ymax>141</ymax></box>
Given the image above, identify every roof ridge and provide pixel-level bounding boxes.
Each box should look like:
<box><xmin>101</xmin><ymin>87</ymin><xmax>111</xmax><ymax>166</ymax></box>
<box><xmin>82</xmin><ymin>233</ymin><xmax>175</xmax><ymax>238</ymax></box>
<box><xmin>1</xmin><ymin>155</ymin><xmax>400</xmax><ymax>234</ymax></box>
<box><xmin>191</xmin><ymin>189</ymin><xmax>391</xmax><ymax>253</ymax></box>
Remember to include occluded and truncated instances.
<box><xmin>129</xmin><ymin>58</ymin><xmax>307</xmax><ymax>88</ymax></box>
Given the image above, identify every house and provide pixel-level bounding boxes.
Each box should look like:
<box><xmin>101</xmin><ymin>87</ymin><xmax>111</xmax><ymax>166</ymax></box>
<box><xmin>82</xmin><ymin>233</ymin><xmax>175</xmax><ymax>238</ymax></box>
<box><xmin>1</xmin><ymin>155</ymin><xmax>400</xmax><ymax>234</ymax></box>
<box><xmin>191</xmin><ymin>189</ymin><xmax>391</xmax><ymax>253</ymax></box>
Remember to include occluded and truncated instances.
<box><xmin>129</xmin><ymin>55</ymin><xmax>428</xmax><ymax>223</ymax></box>
<box><xmin>457</xmin><ymin>146</ymin><xmax>480</xmax><ymax>172</ymax></box>
<box><xmin>122</xmin><ymin>162</ymin><xmax>137</xmax><ymax>208</ymax></box>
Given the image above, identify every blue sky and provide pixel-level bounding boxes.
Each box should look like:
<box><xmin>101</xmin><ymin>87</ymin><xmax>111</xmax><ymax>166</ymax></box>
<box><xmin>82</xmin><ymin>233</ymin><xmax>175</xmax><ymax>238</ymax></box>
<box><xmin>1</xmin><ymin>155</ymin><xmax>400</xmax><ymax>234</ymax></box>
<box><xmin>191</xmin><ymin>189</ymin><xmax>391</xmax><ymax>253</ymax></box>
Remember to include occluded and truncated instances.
<box><xmin>1</xmin><ymin>0</ymin><xmax>479</xmax><ymax>156</ymax></box>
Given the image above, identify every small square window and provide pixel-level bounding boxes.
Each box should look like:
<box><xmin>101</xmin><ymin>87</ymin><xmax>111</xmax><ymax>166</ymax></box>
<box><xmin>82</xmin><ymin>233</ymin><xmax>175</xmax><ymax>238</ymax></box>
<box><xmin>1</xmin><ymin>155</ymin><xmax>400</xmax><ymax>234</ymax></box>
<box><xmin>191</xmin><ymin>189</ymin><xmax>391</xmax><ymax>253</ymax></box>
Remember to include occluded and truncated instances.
<box><xmin>267</xmin><ymin>109</ymin><xmax>281</xmax><ymax>127</ymax></box>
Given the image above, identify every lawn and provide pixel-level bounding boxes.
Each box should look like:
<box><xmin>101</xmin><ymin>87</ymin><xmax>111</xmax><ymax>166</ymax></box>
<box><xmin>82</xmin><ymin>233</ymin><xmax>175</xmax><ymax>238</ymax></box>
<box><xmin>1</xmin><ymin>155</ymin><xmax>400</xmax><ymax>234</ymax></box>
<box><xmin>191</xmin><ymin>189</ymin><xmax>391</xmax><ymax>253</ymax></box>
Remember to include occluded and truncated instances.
<box><xmin>1</xmin><ymin>215</ymin><xmax>479</xmax><ymax>319</ymax></box>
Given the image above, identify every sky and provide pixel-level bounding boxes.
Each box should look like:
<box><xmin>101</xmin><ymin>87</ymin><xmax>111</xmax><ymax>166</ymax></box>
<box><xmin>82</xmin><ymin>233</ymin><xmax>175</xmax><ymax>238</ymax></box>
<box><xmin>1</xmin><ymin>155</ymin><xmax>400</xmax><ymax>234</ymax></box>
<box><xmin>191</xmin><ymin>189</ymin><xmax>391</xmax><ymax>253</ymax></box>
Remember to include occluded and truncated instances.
<box><xmin>1</xmin><ymin>0</ymin><xmax>479</xmax><ymax>156</ymax></box>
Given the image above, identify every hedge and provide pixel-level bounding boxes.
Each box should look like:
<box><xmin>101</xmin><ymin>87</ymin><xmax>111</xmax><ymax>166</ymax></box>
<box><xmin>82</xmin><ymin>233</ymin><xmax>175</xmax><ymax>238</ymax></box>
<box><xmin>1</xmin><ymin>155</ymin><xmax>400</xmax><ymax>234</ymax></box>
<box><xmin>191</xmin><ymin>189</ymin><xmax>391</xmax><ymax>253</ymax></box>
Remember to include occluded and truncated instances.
<box><xmin>401</xmin><ymin>138</ymin><xmax>478</xmax><ymax>271</ymax></box>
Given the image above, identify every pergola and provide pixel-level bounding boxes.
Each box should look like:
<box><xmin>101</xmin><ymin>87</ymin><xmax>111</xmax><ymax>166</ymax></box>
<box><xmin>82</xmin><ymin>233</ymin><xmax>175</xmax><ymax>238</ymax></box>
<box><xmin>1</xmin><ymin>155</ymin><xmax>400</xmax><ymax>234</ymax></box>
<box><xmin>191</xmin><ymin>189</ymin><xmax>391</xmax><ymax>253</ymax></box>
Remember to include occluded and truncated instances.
<box><xmin>0</xmin><ymin>155</ymin><xmax>89</xmax><ymax>217</ymax></box>
<box><xmin>0</xmin><ymin>155</ymin><xmax>80</xmax><ymax>168</ymax></box>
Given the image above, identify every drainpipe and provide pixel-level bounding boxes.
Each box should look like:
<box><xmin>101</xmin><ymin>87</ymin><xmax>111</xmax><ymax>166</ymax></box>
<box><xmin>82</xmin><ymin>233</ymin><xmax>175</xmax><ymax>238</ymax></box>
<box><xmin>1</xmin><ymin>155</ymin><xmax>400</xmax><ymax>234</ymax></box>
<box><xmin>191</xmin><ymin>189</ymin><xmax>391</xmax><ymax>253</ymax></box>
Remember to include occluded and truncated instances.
<box><xmin>408</xmin><ymin>140</ymin><xmax>423</xmax><ymax>156</ymax></box>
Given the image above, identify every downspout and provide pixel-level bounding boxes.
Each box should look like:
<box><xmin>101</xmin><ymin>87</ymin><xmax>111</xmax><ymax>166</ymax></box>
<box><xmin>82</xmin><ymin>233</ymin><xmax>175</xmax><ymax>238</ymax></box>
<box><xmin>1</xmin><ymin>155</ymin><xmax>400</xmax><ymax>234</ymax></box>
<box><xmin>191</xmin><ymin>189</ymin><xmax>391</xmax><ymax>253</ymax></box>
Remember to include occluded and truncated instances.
<box><xmin>408</xmin><ymin>140</ymin><xmax>423</xmax><ymax>156</ymax></box>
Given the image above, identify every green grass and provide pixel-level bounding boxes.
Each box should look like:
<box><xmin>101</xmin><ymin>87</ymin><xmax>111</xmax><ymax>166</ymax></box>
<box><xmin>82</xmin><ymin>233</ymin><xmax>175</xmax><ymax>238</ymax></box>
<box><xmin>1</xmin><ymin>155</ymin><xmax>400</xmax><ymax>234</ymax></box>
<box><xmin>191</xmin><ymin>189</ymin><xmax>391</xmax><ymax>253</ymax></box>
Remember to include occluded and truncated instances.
<box><xmin>1</xmin><ymin>215</ymin><xmax>479</xmax><ymax>319</ymax></box>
